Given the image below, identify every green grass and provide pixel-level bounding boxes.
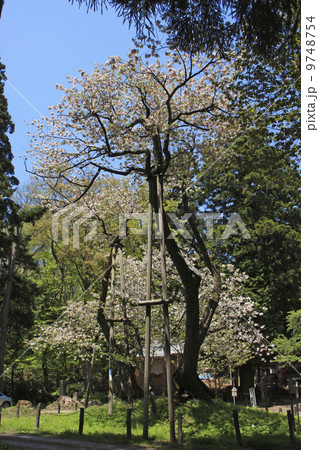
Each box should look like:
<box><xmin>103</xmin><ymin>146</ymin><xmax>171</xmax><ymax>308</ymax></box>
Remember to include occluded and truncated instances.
<box><xmin>0</xmin><ymin>398</ymin><xmax>300</xmax><ymax>449</ymax></box>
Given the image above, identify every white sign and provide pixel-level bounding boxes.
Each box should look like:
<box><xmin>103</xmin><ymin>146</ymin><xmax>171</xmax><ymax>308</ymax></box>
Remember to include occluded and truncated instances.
<box><xmin>249</xmin><ymin>387</ymin><xmax>257</xmax><ymax>408</ymax></box>
<box><xmin>232</xmin><ymin>387</ymin><xmax>238</xmax><ymax>397</ymax></box>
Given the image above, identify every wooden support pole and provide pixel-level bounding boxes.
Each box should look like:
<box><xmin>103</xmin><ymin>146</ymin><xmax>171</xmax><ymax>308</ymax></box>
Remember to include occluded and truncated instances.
<box><xmin>295</xmin><ymin>380</ymin><xmax>300</xmax><ymax>431</ymax></box>
<box><xmin>143</xmin><ymin>177</ymin><xmax>153</xmax><ymax>440</ymax></box>
<box><xmin>156</xmin><ymin>174</ymin><xmax>175</xmax><ymax>443</ymax></box>
<box><xmin>57</xmin><ymin>400</ymin><xmax>61</xmax><ymax>414</ymax></box>
<box><xmin>178</xmin><ymin>413</ymin><xmax>183</xmax><ymax>445</ymax></box>
<box><xmin>288</xmin><ymin>380</ymin><xmax>295</xmax><ymax>431</ymax></box>
<box><xmin>162</xmin><ymin>302</ymin><xmax>175</xmax><ymax>443</ymax></box>
<box><xmin>119</xmin><ymin>245</ymin><xmax>133</xmax><ymax>406</ymax></box>
<box><xmin>35</xmin><ymin>403</ymin><xmax>41</xmax><ymax>430</ymax></box>
<box><xmin>232</xmin><ymin>410</ymin><xmax>243</xmax><ymax>447</ymax></box>
<box><xmin>126</xmin><ymin>408</ymin><xmax>132</xmax><ymax>439</ymax></box>
<box><xmin>119</xmin><ymin>245</ymin><xmax>126</xmax><ymax>316</ymax></box>
<box><xmin>16</xmin><ymin>403</ymin><xmax>20</xmax><ymax>418</ymax></box>
<box><xmin>85</xmin><ymin>348</ymin><xmax>95</xmax><ymax>409</ymax></box>
<box><xmin>79</xmin><ymin>407</ymin><xmax>85</xmax><ymax>435</ymax></box>
<box><xmin>295</xmin><ymin>403</ymin><xmax>300</xmax><ymax>432</ymax></box>
<box><xmin>138</xmin><ymin>299</ymin><xmax>170</xmax><ymax>306</ymax></box>
<box><xmin>108</xmin><ymin>246</ymin><xmax>116</xmax><ymax>415</ymax></box>
<box><xmin>287</xmin><ymin>410</ymin><xmax>295</xmax><ymax>444</ymax></box>
<box><xmin>0</xmin><ymin>405</ymin><xmax>2</xmax><ymax>427</ymax></box>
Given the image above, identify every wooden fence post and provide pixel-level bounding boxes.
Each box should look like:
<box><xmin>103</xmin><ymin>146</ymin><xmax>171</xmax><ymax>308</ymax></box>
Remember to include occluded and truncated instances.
<box><xmin>35</xmin><ymin>403</ymin><xmax>41</xmax><ymax>430</ymax></box>
<box><xmin>0</xmin><ymin>405</ymin><xmax>2</xmax><ymax>427</ymax></box>
<box><xmin>178</xmin><ymin>413</ymin><xmax>183</xmax><ymax>445</ymax></box>
<box><xmin>232</xmin><ymin>410</ymin><xmax>243</xmax><ymax>447</ymax></box>
<box><xmin>79</xmin><ymin>407</ymin><xmax>85</xmax><ymax>435</ymax></box>
<box><xmin>58</xmin><ymin>400</ymin><xmax>61</xmax><ymax>414</ymax></box>
<box><xmin>287</xmin><ymin>410</ymin><xmax>295</xmax><ymax>444</ymax></box>
<box><xmin>16</xmin><ymin>403</ymin><xmax>20</xmax><ymax>418</ymax></box>
<box><xmin>126</xmin><ymin>408</ymin><xmax>132</xmax><ymax>439</ymax></box>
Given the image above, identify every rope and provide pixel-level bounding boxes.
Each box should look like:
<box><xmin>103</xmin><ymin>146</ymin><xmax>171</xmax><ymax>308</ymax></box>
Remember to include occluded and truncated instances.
<box><xmin>43</xmin><ymin>410</ymin><xmax>79</xmax><ymax>417</ymax></box>
<box><xmin>1</xmin><ymin>407</ymin><xmax>80</xmax><ymax>417</ymax></box>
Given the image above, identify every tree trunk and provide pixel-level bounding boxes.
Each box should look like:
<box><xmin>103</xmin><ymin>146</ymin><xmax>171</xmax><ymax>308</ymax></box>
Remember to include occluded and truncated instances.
<box><xmin>113</xmin><ymin>358</ymin><xmax>143</xmax><ymax>401</ymax></box>
<box><xmin>173</xmin><ymin>279</ymin><xmax>213</xmax><ymax>400</ymax></box>
<box><xmin>84</xmin><ymin>349</ymin><xmax>95</xmax><ymax>408</ymax></box>
<box><xmin>240</xmin><ymin>359</ymin><xmax>255</xmax><ymax>394</ymax></box>
<box><xmin>0</xmin><ymin>241</ymin><xmax>17</xmax><ymax>391</ymax></box>
<box><xmin>159</xmin><ymin>192</ymin><xmax>214</xmax><ymax>400</ymax></box>
<box><xmin>42</xmin><ymin>350</ymin><xmax>49</xmax><ymax>391</ymax></box>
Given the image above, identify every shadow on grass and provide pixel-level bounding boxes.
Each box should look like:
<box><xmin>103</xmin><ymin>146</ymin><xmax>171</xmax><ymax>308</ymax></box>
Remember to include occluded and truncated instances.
<box><xmin>0</xmin><ymin>400</ymin><xmax>301</xmax><ymax>449</ymax></box>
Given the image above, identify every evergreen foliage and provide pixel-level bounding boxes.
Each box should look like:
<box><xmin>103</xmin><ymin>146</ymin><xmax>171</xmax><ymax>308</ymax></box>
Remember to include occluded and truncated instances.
<box><xmin>273</xmin><ymin>309</ymin><xmax>301</xmax><ymax>364</ymax></box>
<box><xmin>197</xmin><ymin>40</ymin><xmax>300</xmax><ymax>339</ymax></box>
<box><xmin>0</xmin><ymin>62</ymin><xmax>19</xmax><ymax>261</ymax></box>
<box><xmin>69</xmin><ymin>0</ymin><xmax>300</xmax><ymax>56</ymax></box>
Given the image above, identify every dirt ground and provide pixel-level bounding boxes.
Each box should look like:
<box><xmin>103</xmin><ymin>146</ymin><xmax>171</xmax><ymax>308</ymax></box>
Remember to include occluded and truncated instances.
<box><xmin>259</xmin><ymin>400</ymin><xmax>301</xmax><ymax>415</ymax></box>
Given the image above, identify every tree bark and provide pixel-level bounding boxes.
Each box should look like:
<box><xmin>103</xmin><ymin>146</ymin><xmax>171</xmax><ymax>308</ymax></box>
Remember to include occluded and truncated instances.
<box><xmin>84</xmin><ymin>348</ymin><xmax>95</xmax><ymax>408</ymax></box>
<box><xmin>239</xmin><ymin>359</ymin><xmax>255</xmax><ymax>394</ymax></box>
<box><xmin>156</xmin><ymin>188</ymin><xmax>214</xmax><ymax>400</ymax></box>
<box><xmin>42</xmin><ymin>350</ymin><xmax>50</xmax><ymax>391</ymax></box>
<box><xmin>0</xmin><ymin>241</ymin><xmax>17</xmax><ymax>391</ymax></box>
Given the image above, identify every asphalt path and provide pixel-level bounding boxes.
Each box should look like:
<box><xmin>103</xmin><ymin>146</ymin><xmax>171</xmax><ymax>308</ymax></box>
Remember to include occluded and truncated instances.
<box><xmin>0</xmin><ymin>434</ymin><xmax>158</xmax><ymax>449</ymax></box>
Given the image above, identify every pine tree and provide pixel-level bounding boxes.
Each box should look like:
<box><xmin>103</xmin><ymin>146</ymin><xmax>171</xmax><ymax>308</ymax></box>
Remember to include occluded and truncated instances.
<box><xmin>0</xmin><ymin>61</ymin><xmax>19</xmax><ymax>391</ymax></box>
<box><xmin>69</xmin><ymin>0</ymin><xmax>300</xmax><ymax>57</ymax></box>
<box><xmin>198</xmin><ymin>40</ymin><xmax>300</xmax><ymax>340</ymax></box>
<box><xmin>0</xmin><ymin>62</ymin><xmax>19</xmax><ymax>257</ymax></box>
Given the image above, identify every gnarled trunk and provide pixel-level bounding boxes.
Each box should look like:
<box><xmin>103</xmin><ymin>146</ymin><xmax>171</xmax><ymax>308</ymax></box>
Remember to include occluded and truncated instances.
<box><xmin>162</xmin><ymin>208</ymin><xmax>215</xmax><ymax>400</ymax></box>
<box><xmin>173</xmin><ymin>277</ymin><xmax>214</xmax><ymax>400</ymax></box>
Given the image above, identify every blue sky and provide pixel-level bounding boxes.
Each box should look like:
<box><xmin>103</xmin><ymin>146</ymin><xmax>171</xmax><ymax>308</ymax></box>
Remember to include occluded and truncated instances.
<box><xmin>0</xmin><ymin>0</ymin><xmax>135</xmax><ymax>184</ymax></box>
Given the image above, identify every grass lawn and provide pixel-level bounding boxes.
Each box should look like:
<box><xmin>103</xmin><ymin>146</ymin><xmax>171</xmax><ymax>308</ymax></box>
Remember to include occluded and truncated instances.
<box><xmin>0</xmin><ymin>398</ymin><xmax>300</xmax><ymax>449</ymax></box>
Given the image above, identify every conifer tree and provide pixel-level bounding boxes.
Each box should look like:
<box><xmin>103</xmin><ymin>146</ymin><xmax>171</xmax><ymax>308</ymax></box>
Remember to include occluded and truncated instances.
<box><xmin>0</xmin><ymin>62</ymin><xmax>19</xmax><ymax>256</ymax></box>
<box><xmin>0</xmin><ymin>61</ymin><xmax>19</xmax><ymax>391</ymax></box>
<box><xmin>198</xmin><ymin>40</ymin><xmax>300</xmax><ymax>340</ymax></box>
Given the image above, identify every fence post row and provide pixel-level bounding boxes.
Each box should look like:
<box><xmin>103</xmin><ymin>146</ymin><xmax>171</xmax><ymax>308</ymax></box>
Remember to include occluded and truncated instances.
<box><xmin>79</xmin><ymin>407</ymin><xmax>85</xmax><ymax>435</ymax></box>
<box><xmin>35</xmin><ymin>403</ymin><xmax>41</xmax><ymax>430</ymax></box>
<box><xmin>126</xmin><ymin>408</ymin><xmax>132</xmax><ymax>439</ymax></box>
<box><xmin>287</xmin><ymin>410</ymin><xmax>295</xmax><ymax>444</ymax></box>
<box><xmin>232</xmin><ymin>409</ymin><xmax>243</xmax><ymax>447</ymax></box>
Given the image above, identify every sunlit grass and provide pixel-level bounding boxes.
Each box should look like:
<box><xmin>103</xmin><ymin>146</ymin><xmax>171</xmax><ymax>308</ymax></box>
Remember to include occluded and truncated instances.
<box><xmin>0</xmin><ymin>398</ymin><xmax>300</xmax><ymax>449</ymax></box>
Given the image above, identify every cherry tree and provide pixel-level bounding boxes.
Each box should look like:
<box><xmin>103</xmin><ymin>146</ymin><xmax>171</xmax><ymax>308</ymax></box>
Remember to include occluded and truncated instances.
<box><xmin>197</xmin><ymin>265</ymin><xmax>268</xmax><ymax>376</ymax></box>
<box><xmin>31</xmin><ymin>298</ymin><xmax>105</xmax><ymax>361</ymax></box>
<box><xmin>29</xmin><ymin>41</ymin><xmax>244</xmax><ymax>398</ymax></box>
<box><xmin>30</xmin><ymin>248</ymin><xmax>267</xmax><ymax>398</ymax></box>
<box><xmin>112</xmin><ymin>253</ymin><xmax>267</xmax><ymax>371</ymax></box>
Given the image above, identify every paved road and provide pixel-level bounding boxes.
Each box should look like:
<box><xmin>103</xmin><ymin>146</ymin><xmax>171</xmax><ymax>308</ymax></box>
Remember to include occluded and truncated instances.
<box><xmin>0</xmin><ymin>434</ymin><xmax>158</xmax><ymax>450</ymax></box>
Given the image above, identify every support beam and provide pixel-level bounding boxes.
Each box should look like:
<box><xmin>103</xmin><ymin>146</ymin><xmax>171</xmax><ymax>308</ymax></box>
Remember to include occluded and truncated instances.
<box><xmin>108</xmin><ymin>246</ymin><xmax>116</xmax><ymax>415</ymax></box>
<box><xmin>156</xmin><ymin>174</ymin><xmax>175</xmax><ymax>443</ymax></box>
<box><xmin>138</xmin><ymin>299</ymin><xmax>171</xmax><ymax>306</ymax></box>
<box><xmin>142</xmin><ymin>177</ymin><xmax>154</xmax><ymax>440</ymax></box>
